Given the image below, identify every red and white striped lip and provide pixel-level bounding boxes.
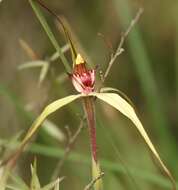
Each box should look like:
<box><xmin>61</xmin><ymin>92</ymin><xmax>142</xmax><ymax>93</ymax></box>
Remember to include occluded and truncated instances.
<box><xmin>70</xmin><ymin>54</ymin><xmax>96</xmax><ymax>94</ymax></box>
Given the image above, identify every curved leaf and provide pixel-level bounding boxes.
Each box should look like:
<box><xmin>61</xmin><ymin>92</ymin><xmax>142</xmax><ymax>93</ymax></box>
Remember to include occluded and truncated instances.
<box><xmin>94</xmin><ymin>92</ymin><xmax>176</xmax><ymax>190</ymax></box>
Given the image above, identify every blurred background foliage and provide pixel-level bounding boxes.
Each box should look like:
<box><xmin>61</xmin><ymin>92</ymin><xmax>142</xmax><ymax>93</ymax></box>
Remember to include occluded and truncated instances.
<box><xmin>0</xmin><ymin>0</ymin><xmax>177</xmax><ymax>189</ymax></box>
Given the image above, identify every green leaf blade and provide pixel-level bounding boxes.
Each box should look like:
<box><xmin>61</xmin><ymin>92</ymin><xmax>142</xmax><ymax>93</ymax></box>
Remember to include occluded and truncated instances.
<box><xmin>29</xmin><ymin>0</ymin><xmax>71</xmax><ymax>72</ymax></box>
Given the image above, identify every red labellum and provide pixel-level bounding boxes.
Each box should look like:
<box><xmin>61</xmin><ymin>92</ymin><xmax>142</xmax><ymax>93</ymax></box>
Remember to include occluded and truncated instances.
<box><xmin>70</xmin><ymin>54</ymin><xmax>95</xmax><ymax>94</ymax></box>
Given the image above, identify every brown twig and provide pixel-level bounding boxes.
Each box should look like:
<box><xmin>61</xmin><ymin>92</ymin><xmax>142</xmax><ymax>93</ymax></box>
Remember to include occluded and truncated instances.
<box><xmin>84</xmin><ymin>172</ymin><xmax>104</xmax><ymax>190</ymax></box>
<box><xmin>65</xmin><ymin>125</ymin><xmax>72</xmax><ymax>141</ymax></box>
<box><xmin>51</xmin><ymin>116</ymin><xmax>86</xmax><ymax>180</ymax></box>
<box><xmin>102</xmin><ymin>7</ymin><xmax>144</xmax><ymax>83</ymax></box>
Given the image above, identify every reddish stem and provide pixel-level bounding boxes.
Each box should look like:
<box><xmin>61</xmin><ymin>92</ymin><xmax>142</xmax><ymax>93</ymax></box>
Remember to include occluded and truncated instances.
<box><xmin>83</xmin><ymin>97</ymin><xmax>98</xmax><ymax>163</ymax></box>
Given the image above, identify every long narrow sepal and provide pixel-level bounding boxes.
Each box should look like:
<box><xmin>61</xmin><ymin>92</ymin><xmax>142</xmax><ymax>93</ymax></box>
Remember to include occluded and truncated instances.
<box><xmin>34</xmin><ymin>0</ymin><xmax>77</xmax><ymax>65</ymax></box>
<box><xmin>93</xmin><ymin>92</ymin><xmax>176</xmax><ymax>190</ymax></box>
<box><xmin>1</xmin><ymin>91</ymin><xmax>175</xmax><ymax>190</ymax></box>
<box><xmin>1</xmin><ymin>94</ymin><xmax>83</xmax><ymax>171</ymax></box>
<box><xmin>56</xmin><ymin>16</ymin><xmax>77</xmax><ymax>65</ymax></box>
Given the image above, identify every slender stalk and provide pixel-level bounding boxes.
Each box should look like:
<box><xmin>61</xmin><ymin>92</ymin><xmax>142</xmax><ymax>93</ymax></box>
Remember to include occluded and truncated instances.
<box><xmin>83</xmin><ymin>97</ymin><xmax>102</xmax><ymax>190</ymax></box>
<box><xmin>83</xmin><ymin>97</ymin><xmax>98</xmax><ymax>163</ymax></box>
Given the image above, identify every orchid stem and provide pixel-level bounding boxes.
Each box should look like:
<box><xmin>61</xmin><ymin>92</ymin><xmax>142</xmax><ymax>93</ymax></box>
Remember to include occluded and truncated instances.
<box><xmin>83</xmin><ymin>97</ymin><xmax>98</xmax><ymax>163</ymax></box>
<box><xmin>83</xmin><ymin>97</ymin><xmax>103</xmax><ymax>190</ymax></box>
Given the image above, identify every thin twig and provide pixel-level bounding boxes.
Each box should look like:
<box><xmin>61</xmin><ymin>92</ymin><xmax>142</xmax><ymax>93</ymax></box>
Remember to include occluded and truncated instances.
<box><xmin>84</xmin><ymin>172</ymin><xmax>104</xmax><ymax>190</ymax></box>
<box><xmin>51</xmin><ymin>116</ymin><xmax>86</xmax><ymax>180</ymax></box>
<box><xmin>102</xmin><ymin>7</ymin><xmax>144</xmax><ymax>83</ymax></box>
<box><xmin>65</xmin><ymin>125</ymin><xmax>72</xmax><ymax>141</ymax></box>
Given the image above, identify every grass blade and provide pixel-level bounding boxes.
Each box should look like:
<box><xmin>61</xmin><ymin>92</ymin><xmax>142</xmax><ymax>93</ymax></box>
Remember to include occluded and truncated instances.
<box><xmin>38</xmin><ymin>62</ymin><xmax>50</xmax><ymax>85</ymax></box>
<box><xmin>29</xmin><ymin>0</ymin><xmax>71</xmax><ymax>72</ymax></box>
<box><xmin>18</xmin><ymin>60</ymin><xmax>48</xmax><ymax>70</ymax></box>
<box><xmin>42</xmin><ymin>120</ymin><xmax>66</xmax><ymax>142</ymax></box>
<box><xmin>30</xmin><ymin>160</ymin><xmax>41</xmax><ymax>189</ymax></box>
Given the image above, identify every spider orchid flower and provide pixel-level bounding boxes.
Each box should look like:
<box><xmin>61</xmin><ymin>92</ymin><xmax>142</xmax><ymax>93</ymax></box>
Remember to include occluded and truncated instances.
<box><xmin>69</xmin><ymin>54</ymin><xmax>95</xmax><ymax>94</ymax></box>
<box><xmin>1</xmin><ymin>1</ymin><xmax>175</xmax><ymax>190</ymax></box>
<box><xmin>3</xmin><ymin>53</ymin><xmax>175</xmax><ymax>190</ymax></box>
